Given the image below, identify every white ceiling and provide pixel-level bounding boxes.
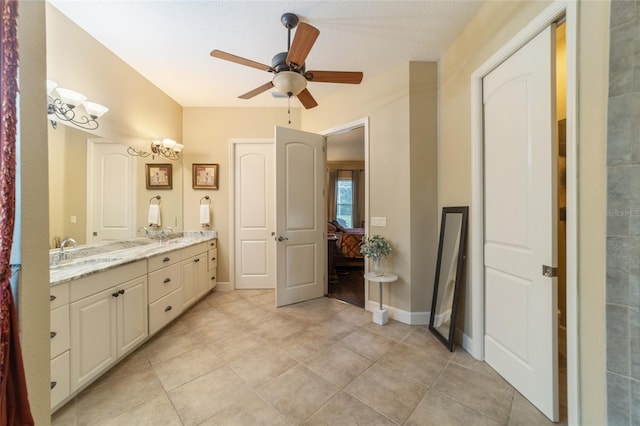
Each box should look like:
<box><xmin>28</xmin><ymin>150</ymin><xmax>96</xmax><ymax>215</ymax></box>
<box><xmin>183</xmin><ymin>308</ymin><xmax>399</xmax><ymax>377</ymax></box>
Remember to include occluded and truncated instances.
<box><xmin>48</xmin><ymin>0</ymin><xmax>483</xmax><ymax>108</ymax></box>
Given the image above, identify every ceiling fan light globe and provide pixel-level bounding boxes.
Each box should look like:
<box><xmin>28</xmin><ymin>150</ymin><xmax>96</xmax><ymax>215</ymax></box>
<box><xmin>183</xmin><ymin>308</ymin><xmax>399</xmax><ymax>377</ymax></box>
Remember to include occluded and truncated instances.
<box><xmin>273</xmin><ymin>71</ymin><xmax>307</xmax><ymax>97</ymax></box>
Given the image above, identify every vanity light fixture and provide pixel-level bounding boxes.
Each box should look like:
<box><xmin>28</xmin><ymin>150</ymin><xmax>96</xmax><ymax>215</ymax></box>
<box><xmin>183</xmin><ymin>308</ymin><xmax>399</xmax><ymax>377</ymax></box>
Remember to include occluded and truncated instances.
<box><xmin>127</xmin><ymin>138</ymin><xmax>184</xmax><ymax>161</ymax></box>
<box><xmin>47</xmin><ymin>80</ymin><xmax>109</xmax><ymax>130</ymax></box>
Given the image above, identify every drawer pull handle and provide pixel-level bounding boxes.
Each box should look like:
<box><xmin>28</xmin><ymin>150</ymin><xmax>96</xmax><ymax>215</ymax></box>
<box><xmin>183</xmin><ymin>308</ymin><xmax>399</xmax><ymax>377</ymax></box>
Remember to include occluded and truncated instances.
<box><xmin>211</xmin><ymin>257</ymin><xmax>216</xmax><ymax>261</ymax></box>
<box><xmin>50</xmin><ymin>381</ymin><xmax>57</xmax><ymax>390</ymax></box>
<box><xmin>210</xmin><ymin>242</ymin><xmax>215</xmax><ymax>247</ymax></box>
<box><xmin>50</xmin><ymin>331</ymin><xmax>57</xmax><ymax>339</ymax></box>
<box><xmin>50</xmin><ymin>295</ymin><xmax>56</xmax><ymax>302</ymax></box>
<box><xmin>194</xmin><ymin>258</ymin><xmax>200</xmax><ymax>263</ymax></box>
<box><xmin>163</xmin><ymin>257</ymin><xmax>171</xmax><ymax>263</ymax></box>
<box><xmin>163</xmin><ymin>278</ymin><xmax>171</xmax><ymax>284</ymax></box>
<box><xmin>165</xmin><ymin>305</ymin><xmax>173</xmax><ymax>312</ymax></box>
<box><xmin>211</xmin><ymin>276</ymin><xmax>216</xmax><ymax>280</ymax></box>
<box><xmin>119</xmin><ymin>289</ymin><xmax>125</xmax><ymax>295</ymax></box>
<box><xmin>112</xmin><ymin>291</ymin><xmax>120</xmax><ymax>298</ymax></box>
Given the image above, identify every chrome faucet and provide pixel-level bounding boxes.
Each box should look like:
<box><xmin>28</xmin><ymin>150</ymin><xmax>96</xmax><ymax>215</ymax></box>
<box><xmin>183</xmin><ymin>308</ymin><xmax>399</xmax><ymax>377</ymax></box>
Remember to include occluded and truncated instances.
<box><xmin>137</xmin><ymin>226</ymin><xmax>150</xmax><ymax>236</ymax></box>
<box><xmin>59</xmin><ymin>238</ymin><xmax>77</xmax><ymax>262</ymax></box>
<box><xmin>160</xmin><ymin>227</ymin><xmax>175</xmax><ymax>242</ymax></box>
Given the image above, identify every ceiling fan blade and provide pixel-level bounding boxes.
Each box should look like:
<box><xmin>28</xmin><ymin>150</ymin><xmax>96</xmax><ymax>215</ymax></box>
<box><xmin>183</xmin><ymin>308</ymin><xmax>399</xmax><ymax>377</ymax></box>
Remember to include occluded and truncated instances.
<box><xmin>297</xmin><ymin>88</ymin><xmax>318</xmax><ymax>109</ymax></box>
<box><xmin>239</xmin><ymin>81</ymin><xmax>274</xmax><ymax>99</ymax></box>
<box><xmin>305</xmin><ymin>70</ymin><xmax>363</xmax><ymax>84</ymax></box>
<box><xmin>286</xmin><ymin>23</ymin><xmax>320</xmax><ymax>70</ymax></box>
<box><xmin>211</xmin><ymin>50</ymin><xmax>275</xmax><ymax>72</ymax></box>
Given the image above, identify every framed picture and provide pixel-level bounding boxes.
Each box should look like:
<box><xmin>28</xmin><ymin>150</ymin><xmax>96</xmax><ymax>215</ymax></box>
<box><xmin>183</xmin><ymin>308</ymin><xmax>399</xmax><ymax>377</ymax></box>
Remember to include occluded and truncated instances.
<box><xmin>193</xmin><ymin>163</ymin><xmax>219</xmax><ymax>189</ymax></box>
<box><xmin>145</xmin><ymin>163</ymin><xmax>172</xmax><ymax>189</ymax></box>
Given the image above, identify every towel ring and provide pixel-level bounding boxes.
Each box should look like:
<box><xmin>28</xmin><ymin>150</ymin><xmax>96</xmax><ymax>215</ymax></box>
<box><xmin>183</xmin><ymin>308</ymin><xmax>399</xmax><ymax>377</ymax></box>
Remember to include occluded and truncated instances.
<box><xmin>200</xmin><ymin>196</ymin><xmax>211</xmax><ymax>205</ymax></box>
<box><xmin>150</xmin><ymin>195</ymin><xmax>161</xmax><ymax>205</ymax></box>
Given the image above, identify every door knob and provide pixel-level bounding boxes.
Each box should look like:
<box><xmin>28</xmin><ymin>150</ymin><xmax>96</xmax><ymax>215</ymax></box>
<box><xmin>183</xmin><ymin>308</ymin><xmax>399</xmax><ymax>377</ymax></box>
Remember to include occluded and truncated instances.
<box><xmin>276</xmin><ymin>236</ymin><xmax>288</xmax><ymax>242</ymax></box>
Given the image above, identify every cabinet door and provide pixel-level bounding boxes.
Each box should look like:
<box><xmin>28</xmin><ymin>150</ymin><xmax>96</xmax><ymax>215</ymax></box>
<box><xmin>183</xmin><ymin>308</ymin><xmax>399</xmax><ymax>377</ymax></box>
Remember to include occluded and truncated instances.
<box><xmin>70</xmin><ymin>287</ymin><xmax>117</xmax><ymax>391</ymax></box>
<box><xmin>195</xmin><ymin>253</ymin><xmax>209</xmax><ymax>299</ymax></box>
<box><xmin>182</xmin><ymin>257</ymin><xmax>196</xmax><ymax>309</ymax></box>
<box><xmin>117</xmin><ymin>276</ymin><xmax>148</xmax><ymax>356</ymax></box>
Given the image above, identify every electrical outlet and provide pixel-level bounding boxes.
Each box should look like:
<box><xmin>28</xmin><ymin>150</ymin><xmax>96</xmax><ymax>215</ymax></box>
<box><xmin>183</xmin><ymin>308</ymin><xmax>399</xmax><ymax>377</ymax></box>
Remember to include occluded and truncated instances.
<box><xmin>70</xmin><ymin>216</ymin><xmax>77</xmax><ymax>224</ymax></box>
<box><xmin>371</xmin><ymin>216</ymin><xmax>387</xmax><ymax>227</ymax></box>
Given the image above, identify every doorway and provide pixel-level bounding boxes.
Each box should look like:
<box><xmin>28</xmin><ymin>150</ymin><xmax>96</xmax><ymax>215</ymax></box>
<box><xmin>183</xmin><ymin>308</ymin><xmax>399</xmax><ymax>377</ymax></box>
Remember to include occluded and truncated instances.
<box><xmin>326</xmin><ymin>126</ymin><xmax>366</xmax><ymax>307</ymax></box>
<box><xmin>322</xmin><ymin>118</ymin><xmax>369</xmax><ymax>308</ymax></box>
<box><xmin>469</xmin><ymin>2</ymin><xmax>577</xmax><ymax>423</ymax></box>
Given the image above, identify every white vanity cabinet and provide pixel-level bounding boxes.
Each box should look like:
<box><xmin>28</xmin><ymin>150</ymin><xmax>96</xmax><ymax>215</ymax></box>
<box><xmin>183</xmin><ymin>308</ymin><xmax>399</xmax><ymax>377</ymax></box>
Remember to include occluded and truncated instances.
<box><xmin>148</xmin><ymin>255</ymin><xmax>183</xmax><ymax>336</ymax></box>
<box><xmin>180</xmin><ymin>242</ymin><xmax>208</xmax><ymax>309</ymax></box>
<box><xmin>208</xmin><ymin>239</ymin><xmax>218</xmax><ymax>290</ymax></box>
<box><xmin>69</xmin><ymin>260</ymin><xmax>147</xmax><ymax>392</ymax></box>
<box><xmin>50</xmin><ymin>283</ymin><xmax>70</xmax><ymax>410</ymax></box>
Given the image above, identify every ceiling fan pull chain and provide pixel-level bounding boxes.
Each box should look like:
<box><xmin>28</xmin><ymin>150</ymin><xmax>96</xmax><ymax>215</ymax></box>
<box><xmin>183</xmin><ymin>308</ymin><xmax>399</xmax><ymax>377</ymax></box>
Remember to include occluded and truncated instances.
<box><xmin>288</xmin><ymin>95</ymin><xmax>292</xmax><ymax>124</ymax></box>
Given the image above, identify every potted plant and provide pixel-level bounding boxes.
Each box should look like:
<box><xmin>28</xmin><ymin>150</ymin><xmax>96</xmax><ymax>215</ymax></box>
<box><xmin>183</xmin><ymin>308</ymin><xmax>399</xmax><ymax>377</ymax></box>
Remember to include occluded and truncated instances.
<box><xmin>360</xmin><ymin>234</ymin><xmax>392</xmax><ymax>276</ymax></box>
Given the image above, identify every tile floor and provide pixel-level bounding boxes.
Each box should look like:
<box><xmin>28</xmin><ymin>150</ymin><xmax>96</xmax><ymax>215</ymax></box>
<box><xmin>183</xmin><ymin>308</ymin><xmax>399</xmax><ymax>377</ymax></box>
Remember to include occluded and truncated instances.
<box><xmin>52</xmin><ymin>289</ymin><xmax>566</xmax><ymax>426</ymax></box>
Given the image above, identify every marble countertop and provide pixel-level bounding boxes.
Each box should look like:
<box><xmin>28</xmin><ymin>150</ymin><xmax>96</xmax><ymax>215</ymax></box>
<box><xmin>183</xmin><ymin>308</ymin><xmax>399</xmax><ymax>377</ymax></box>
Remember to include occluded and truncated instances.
<box><xmin>50</xmin><ymin>231</ymin><xmax>217</xmax><ymax>286</ymax></box>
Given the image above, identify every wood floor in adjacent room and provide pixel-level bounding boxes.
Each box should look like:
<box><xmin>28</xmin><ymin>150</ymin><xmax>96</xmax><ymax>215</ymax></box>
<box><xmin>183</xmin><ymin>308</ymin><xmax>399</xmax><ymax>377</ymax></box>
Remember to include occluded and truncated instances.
<box><xmin>52</xmin><ymin>289</ymin><xmax>565</xmax><ymax>425</ymax></box>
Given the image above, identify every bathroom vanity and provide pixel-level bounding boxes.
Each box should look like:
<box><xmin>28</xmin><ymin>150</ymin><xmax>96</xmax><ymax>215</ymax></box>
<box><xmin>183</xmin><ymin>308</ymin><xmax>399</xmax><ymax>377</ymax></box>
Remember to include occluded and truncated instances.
<box><xmin>48</xmin><ymin>232</ymin><xmax>217</xmax><ymax>411</ymax></box>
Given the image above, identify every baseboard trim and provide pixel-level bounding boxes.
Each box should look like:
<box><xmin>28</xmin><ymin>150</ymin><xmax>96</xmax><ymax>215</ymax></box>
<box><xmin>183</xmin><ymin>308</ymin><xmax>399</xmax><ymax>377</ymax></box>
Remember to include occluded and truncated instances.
<box><xmin>214</xmin><ymin>282</ymin><xmax>233</xmax><ymax>291</ymax></box>
<box><xmin>365</xmin><ymin>301</ymin><xmax>429</xmax><ymax>325</ymax></box>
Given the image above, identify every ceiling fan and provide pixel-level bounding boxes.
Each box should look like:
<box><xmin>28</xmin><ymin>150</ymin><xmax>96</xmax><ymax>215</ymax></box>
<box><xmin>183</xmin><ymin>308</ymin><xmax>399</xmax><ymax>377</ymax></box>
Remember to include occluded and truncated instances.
<box><xmin>210</xmin><ymin>13</ymin><xmax>363</xmax><ymax>109</ymax></box>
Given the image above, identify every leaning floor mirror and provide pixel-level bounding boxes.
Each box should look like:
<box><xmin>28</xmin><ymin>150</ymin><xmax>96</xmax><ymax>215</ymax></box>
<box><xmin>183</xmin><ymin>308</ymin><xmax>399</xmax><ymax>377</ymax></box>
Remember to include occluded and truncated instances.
<box><xmin>429</xmin><ymin>206</ymin><xmax>469</xmax><ymax>351</ymax></box>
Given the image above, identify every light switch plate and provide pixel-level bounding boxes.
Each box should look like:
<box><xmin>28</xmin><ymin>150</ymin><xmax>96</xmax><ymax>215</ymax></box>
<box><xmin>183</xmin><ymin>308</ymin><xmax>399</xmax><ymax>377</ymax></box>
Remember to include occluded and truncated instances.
<box><xmin>371</xmin><ymin>216</ymin><xmax>387</xmax><ymax>227</ymax></box>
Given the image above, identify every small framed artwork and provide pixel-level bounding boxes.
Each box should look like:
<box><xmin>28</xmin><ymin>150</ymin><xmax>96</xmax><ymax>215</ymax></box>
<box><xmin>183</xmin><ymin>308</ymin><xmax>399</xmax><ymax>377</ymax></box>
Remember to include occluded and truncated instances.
<box><xmin>193</xmin><ymin>163</ymin><xmax>219</xmax><ymax>189</ymax></box>
<box><xmin>145</xmin><ymin>163</ymin><xmax>172</xmax><ymax>189</ymax></box>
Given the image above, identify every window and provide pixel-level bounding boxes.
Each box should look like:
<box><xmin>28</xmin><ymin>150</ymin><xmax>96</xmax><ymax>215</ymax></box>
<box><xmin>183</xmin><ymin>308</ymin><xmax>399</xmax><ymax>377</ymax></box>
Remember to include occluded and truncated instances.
<box><xmin>336</xmin><ymin>171</ymin><xmax>353</xmax><ymax>228</ymax></box>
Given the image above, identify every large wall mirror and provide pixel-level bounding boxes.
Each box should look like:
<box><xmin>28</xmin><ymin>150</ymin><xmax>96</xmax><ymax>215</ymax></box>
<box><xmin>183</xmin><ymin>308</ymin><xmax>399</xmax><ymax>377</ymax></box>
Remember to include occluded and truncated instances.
<box><xmin>48</xmin><ymin>124</ymin><xmax>183</xmax><ymax>248</ymax></box>
<box><xmin>429</xmin><ymin>206</ymin><xmax>469</xmax><ymax>351</ymax></box>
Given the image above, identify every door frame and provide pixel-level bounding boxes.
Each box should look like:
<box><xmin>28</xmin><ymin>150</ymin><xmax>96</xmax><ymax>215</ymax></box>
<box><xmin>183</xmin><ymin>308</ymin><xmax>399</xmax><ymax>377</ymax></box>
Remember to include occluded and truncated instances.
<box><xmin>228</xmin><ymin>138</ymin><xmax>274</xmax><ymax>291</ymax></box>
<box><xmin>321</xmin><ymin>117</ymin><xmax>370</xmax><ymax>304</ymax></box>
<box><xmin>469</xmin><ymin>1</ymin><xmax>578</xmax><ymax>423</ymax></box>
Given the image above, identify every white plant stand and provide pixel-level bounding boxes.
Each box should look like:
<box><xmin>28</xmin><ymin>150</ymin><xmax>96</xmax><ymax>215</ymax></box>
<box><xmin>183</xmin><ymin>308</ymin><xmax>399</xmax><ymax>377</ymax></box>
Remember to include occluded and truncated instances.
<box><xmin>364</xmin><ymin>272</ymin><xmax>398</xmax><ymax>325</ymax></box>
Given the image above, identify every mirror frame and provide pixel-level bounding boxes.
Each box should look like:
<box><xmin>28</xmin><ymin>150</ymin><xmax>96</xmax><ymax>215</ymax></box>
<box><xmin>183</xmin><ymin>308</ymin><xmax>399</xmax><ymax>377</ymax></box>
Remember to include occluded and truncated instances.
<box><xmin>429</xmin><ymin>206</ymin><xmax>469</xmax><ymax>351</ymax></box>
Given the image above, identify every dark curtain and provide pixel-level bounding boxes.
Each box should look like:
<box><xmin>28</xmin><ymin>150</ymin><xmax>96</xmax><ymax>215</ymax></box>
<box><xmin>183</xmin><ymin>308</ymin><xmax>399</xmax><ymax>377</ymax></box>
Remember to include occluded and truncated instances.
<box><xmin>0</xmin><ymin>0</ymin><xmax>34</xmax><ymax>424</ymax></box>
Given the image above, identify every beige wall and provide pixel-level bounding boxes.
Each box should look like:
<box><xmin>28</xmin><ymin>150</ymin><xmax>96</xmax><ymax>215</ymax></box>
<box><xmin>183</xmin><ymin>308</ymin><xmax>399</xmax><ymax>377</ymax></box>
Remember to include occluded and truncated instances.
<box><xmin>182</xmin><ymin>107</ymin><xmax>301</xmax><ymax>283</ymax></box>
<box><xmin>438</xmin><ymin>0</ymin><xmax>609</xmax><ymax>422</ymax></box>
<box><xmin>18</xmin><ymin>2</ymin><xmax>51</xmax><ymax>424</ymax></box>
<box><xmin>303</xmin><ymin>62</ymin><xmax>438</xmax><ymax>313</ymax></box>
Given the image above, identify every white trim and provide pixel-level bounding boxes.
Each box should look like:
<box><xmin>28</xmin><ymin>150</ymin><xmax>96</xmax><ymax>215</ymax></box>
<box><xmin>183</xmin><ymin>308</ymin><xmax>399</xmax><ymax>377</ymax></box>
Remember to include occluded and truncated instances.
<box><xmin>213</xmin><ymin>282</ymin><xmax>233</xmax><ymax>292</ymax></box>
<box><xmin>228</xmin><ymin>138</ymin><xmax>274</xmax><ymax>292</ymax></box>
<box><xmin>321</xmin><ymin>117</ymin><xmax>370</xmax><ymax>303</ymax></box>
<box><xmin>469</xmin><ymin>1</ymin><xmax>579</xmax><ymax>424</ymax></box>
<box><xmin>365</xmin><ymin>300</ymin><xmax>429</xmax><ymax>325</ymax></box>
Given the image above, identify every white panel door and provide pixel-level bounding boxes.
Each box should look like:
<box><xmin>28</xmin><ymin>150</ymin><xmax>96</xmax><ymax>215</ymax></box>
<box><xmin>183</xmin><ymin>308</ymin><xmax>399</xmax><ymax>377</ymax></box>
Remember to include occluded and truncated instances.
<box><xmin>88</xmin><ymin>141</ymin><xmax>136</xmax><ymax>242</ymax></box>
<box><xmin>483</xmin><ymin>25</ymin><xmax>558</xmax><ymax>421</ymax></box>
<box><xmin>235</xmin><ymin>143</ymin><xmax>275</xmax><ymax>289</ymax></box>
<box><xmin>275</xmin><ymin>127</ymin><xmax>325</xmax><ymax>307</ymax></box>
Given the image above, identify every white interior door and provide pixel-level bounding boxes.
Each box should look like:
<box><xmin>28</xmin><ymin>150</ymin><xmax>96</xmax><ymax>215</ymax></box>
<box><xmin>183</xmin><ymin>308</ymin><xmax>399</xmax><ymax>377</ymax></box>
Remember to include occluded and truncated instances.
<box><xmin>275</xmin><ymin>127</ymin><xmax>325</xmax><ymax>307</ymax></box>
<box><xmin>87</xmin><ymin>141</ymin><xmax>136</xmax><ymax>242</ymax></box>
<box><xmin>483</xmin><ymin>25</ymin><xmax>558</xmax><ymax>421</ymax></box>
<box><xmin>234</xmin><ymin>142</ymin><xmax>276</xmax><ymax>289</ymax></box>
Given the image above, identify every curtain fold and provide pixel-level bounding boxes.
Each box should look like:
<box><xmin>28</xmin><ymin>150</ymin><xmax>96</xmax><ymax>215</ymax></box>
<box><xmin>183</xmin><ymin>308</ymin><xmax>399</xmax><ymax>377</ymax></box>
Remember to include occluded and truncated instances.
<box><xmin>327</xmin><ymin>169</ymin><xmax>338</xmax><ymax>222</ymax></box>
<box><xmin>0</xmin><ymin>0</ymin><xmax>34</xmax><ymax>424</ymax></box>
<box><xmin>352</xmin><ymin>170</ymin><xmax>361</xmax><ymax>228</ymax></box>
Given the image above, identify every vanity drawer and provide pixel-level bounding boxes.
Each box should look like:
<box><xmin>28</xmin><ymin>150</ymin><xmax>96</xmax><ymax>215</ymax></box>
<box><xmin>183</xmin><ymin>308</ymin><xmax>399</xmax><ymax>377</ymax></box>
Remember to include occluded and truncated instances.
<box><xmin>148</xmin><ymin>263</ymin><xmax>182</xmax><ymax>303</ymax></box>
<box><xmin>181</xmin><ymin>242</ymin><xmax>207</xmax><ymax>260</ymax></box>
<box><xmin>50</xmin><ymin>351</ymin><xmax>70</xmax><ymax>410</ymax></box>
<box><xmin>208</xmin><ymin>248</ymin><xmax>218</xmax><ymax>271</ymax></box>
<box><xmin>207</xmin><ymin>239</ymin><xmax>217</xmax><ymax>250</ymax></box>
<box><xmin>148</xmin><ymin>251</ymin><xmax>181</xmax><ymax>272</ymax></box>
<box><xmin>50</xmin><ymin>305</ymin><xmax>70</xmax><ymax>359</ymax></box>
<box><xmin>50</xmin><ymin>283</ymin><xmax>69</xmax><ymax>310</ymax></box>
<box><xmin>149</xmin><ymin>288</ymin><xmax>183</xmax><ymax>336</ymax></box>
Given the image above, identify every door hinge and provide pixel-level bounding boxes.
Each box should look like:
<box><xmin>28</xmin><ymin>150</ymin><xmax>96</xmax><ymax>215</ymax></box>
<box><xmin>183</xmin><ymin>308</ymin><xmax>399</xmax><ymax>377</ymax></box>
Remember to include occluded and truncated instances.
<box><xmin>542</xmin><ymin>265</ymin><xmax>558</xmax><ymax>278</ymax></box>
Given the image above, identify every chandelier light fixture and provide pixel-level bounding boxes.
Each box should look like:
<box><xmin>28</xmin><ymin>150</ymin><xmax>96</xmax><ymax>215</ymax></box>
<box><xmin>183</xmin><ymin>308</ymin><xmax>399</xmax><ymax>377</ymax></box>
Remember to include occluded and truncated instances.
<box><xmin>127</xmin><ymin>138</ymin><xmax>184</xmax><ymax>161</ymax></box>
<box><xmin>47</xmin><ymin>80</ymin><xmax>109</xmax><ymax>130</ymax></box>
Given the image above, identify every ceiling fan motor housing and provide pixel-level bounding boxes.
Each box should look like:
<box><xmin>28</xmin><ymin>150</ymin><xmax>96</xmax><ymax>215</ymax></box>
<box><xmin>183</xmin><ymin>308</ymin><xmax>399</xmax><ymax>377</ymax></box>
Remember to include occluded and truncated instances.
<box><xmin>271</xmin><ymin>51</ymin><xmax>305</xmax><ymax>74</ymax></box>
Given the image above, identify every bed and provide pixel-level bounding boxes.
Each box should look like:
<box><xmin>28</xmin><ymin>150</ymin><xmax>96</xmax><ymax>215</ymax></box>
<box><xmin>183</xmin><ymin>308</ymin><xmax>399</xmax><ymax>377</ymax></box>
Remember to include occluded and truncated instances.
<box><xmin>328</xmin><ymin>221</ymin><xmax>365</xmax><ymax>268</ymax></box>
